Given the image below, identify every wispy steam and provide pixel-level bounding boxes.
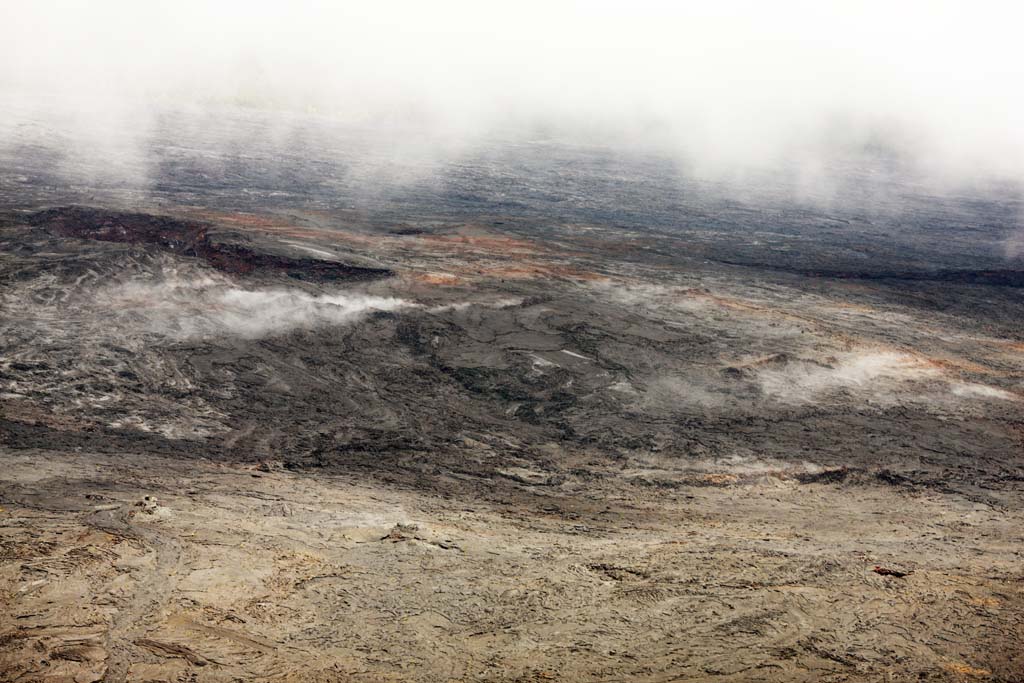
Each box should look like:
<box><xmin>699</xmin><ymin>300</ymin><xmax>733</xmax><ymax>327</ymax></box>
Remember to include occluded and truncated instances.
<box><xmin>95</xmin><ymin>273</ymin><xmax>523</xmax><ymax>339</ymax></box>
<box><xmin>950</xmin><ymin>382</ymin><xmax>1017</xmax><ymax>402</ymax></box>
<box><xmin>103</xmin><ymin>276</ymin><xmax>410</xmax><ymax>339</ymax></box>
<box><xmin>2</xmin><ymin>2</ymin><xmax>1023</xmax><ymax>185</ymax></box>
<box><xmin>756</xmin><ymin>352</ymin><xmax>937</xmax><ymax>404</ymax></box>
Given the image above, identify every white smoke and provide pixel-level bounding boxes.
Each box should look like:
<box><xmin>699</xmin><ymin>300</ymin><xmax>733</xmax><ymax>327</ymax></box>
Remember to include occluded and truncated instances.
<box><xmin>103</xmin><ymin>276</ymin><xmax>410</xmax><ymax>339</ymax></box>
<box><xmin>755</xmin><ymin>352</ymin><xmax>1021</xmax><ymax>405</ymax></box>
<box><xmin>95</xmin><ymin>272</ymin><xmax>523</xmax><ymax>339</ymax></box>
<box><xmin>1</xmin><ymin>1</ymin><xmax>1023</xmax><ymax>185</ymax></box>
<box><xmin>950</xmin><ymin>382</ymin><xmax>1017</xmax><ymax>402</ymax></box>
<box><xmin>756</xmin><ymin>352</ymin><xmax>938</xmax><ymax>403</ymax></box>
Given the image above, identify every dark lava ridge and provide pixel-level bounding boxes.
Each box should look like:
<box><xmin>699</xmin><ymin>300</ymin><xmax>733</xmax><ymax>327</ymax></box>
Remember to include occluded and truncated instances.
<box><xmin>28</xmin><ymin>206</ymin><xmax>393</xmax><ymax>282</ymax></box>
<box><xmin>715</xmin><ymin>258</ymin><xmax>1024</xmax><ymax>288</ymax></box>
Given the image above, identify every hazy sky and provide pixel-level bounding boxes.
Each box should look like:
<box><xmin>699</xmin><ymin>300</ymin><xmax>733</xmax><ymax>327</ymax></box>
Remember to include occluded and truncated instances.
<box><xmin>2</xmin><ymin>1</ymin><xmax>1023</xmax><ymax>179</ymax></box>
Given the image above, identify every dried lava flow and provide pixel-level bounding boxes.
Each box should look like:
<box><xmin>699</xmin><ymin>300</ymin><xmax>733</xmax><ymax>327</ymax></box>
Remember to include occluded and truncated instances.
<box><xmin>28</xmin><ymin>206</ymin><xmax>392</xmax><ymax>283</ymax></box>
<box><xmin>714</xmin><ymin>258</ymin><xmax>1024</xmax><ymax>287</ymax></box>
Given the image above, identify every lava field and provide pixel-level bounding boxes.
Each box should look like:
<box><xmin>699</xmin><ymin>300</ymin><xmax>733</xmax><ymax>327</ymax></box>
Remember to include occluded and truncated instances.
<box><xmin>1</xmin><ymin>108</ymin><xmax>1023</xmax><ymax>682</ymax></box>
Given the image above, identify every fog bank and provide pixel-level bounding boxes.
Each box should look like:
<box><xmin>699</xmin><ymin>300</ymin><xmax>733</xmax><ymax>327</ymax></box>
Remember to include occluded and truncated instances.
<box><xmin>2</xmin><ymin>1</ymin><xmax>1023</xmax><ymax>183</ymax></box>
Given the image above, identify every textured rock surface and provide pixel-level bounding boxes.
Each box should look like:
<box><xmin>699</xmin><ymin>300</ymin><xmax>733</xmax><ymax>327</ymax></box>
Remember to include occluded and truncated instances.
<box><xmin>1</xmin><ymin>107</ymin><xmax>1023</xmax><ymax>681</ymax></box>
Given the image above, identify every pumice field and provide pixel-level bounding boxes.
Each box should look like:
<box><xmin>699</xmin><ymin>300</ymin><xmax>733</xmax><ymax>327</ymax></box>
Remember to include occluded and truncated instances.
<box><xmin>2</xmin><ymin>3</ymin><xmax>1024</xmax><ymax>682</ymax></box>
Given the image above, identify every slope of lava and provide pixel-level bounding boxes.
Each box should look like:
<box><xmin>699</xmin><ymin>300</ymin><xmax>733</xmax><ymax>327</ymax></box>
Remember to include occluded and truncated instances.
<box><xmin>28</xmin><ymin>206</ymin><xmax>393</xmax><ymax>282</ymax></box>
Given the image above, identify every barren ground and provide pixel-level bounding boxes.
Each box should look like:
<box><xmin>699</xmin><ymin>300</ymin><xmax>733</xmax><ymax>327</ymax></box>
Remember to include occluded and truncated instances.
<box><xmin>2</xmin><ymin>108</ymin><xmax>1023</xmax><ymax>681</ymax></box>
